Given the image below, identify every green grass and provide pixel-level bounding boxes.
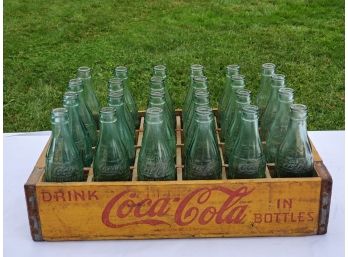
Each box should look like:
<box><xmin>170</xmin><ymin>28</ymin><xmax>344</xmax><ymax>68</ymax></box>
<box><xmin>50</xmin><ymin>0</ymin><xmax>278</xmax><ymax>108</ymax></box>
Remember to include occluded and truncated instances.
<box><xmin>4</xmin><ymin>0</ymin><xmax>344</xmax><ymax>132</ymax></box>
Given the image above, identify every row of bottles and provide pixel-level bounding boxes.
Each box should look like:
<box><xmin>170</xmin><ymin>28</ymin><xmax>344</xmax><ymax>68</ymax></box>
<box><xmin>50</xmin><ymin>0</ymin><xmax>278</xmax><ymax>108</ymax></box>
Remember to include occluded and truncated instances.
<box><xmin>218</xmin><ymin>63</ymin><xmax>314</xmax><ymax>178</ymax></box>
<box><xmin>45</xmin><ymin>63</ymin><xmax>314</xmax><ymax>182</ymax></box>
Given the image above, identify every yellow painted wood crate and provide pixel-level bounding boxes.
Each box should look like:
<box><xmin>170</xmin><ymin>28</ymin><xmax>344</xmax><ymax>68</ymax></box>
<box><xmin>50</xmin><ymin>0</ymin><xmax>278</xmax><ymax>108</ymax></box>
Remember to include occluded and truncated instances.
<box><xmin>24</xmin><ymin>109</ymin><xmax>332</xmax><ymax>241</ymax></box>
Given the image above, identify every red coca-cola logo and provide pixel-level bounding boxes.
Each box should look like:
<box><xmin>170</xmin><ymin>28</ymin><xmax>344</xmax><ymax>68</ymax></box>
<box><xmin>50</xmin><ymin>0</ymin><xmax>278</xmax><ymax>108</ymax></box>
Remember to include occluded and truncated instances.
<box><xmin>102</xmin><ymin>186</ymin><xmax>254</xmax><ymax>228</ymax></box>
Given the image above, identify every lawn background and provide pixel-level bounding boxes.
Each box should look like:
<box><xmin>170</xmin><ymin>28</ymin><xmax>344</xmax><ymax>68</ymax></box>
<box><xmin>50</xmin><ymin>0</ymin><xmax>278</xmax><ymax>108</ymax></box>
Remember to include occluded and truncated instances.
<box><xmin>4</xmin><ymin>0</ymin><xmax>344</xmax><ymax>132</ymax></box>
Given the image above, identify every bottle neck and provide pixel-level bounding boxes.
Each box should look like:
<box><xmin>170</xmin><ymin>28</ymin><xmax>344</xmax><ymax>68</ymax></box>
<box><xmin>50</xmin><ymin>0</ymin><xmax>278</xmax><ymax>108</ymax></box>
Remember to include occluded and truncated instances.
<box><xmin>239</xmin><ymin>117</ymin><xmax>260</xmax><ymax>142</ymax></box>
<box><xmin>51</xmin><ymin>120</ymin><xmax>70</xmax><ymax>138</ymax></box>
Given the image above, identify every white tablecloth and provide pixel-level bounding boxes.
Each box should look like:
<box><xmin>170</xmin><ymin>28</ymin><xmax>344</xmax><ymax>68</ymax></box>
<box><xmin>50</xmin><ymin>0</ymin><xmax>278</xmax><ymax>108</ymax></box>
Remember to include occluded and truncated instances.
<box><xmin>4</xmin><ymin>131</ymin><xmax>345</xmax><ymax>257</ymax></box>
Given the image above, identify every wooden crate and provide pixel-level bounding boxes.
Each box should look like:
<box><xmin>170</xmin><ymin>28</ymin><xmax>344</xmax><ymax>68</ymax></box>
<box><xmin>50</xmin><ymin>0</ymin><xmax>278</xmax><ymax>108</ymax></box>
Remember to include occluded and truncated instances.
<box><xmin>24</xmin><ymin>109</ymin><xmax>332</xmax><ymax>241</ymax></box>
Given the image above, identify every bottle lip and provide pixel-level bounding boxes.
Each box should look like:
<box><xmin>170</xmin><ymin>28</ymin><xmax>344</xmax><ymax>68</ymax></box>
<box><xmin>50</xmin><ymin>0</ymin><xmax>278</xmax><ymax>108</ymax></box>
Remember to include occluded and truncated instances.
<box><xmin>241</xmin><ymin>105</ymin><xmax>259</xmax><ymax>121</ymax></box>
<box><xmin>290</xmin><ymin>104</ymin><xmax>307</xmax><ymax>116</ymax></box>
<box><xmin>51</xmin><ymin>108</ymin><xmax>69</xmax><ymax>123</ymax></box>
<box><xmin>278</xmin><ymin>87</ymin><xmax>294</xmax><ymax>101</ymax></box>
<box><xmin>235</xmin><ymin>88</ymin><xmax>251</xmax><ymax>97</ymax></box>
<box><xmin>272</xmin><ymin>73</ymin><xmax>285</xmax><ymax>81</ymax></box>
<box><xmin>262</xmin><ymin>63</ymin><xmax>276</xmax><ymax>69</ymax></box>
<box><xmin>226</xmin><ymin>64</ymin><xmax>240</xmax><ymax>70</ymax></box>
<box><xmin>191</xmin><ymin>64</ymin><xmax>204</xmax><ymax>70</ymax></box>
<box><xmin>77</xmin><ymin>67</ymin><xmax>91</xmax><ymax>79</ymax></box>
<box><xmin>100</xmin><ymin>107</ymin><xmax>117</xmax><ymax>123</ymax></box>
<box><xmin>154</xmin><ymin>65</ymin><xmax>166</xmax><ymax>71</ymax></box>
<box><xmin>63</xmin><ymin>91</ymin><xmax>79</xmax><ymax>107</ymax></box>
<box><xmin>231</xmin><ymin>74</ymin><xmax>245</xmax><ymax>81</ymax></box>
<box><xmin>145</xmin><ymin>107</ymin><xmax>163</xmax><ymax>124</ymax></box>
<box><xmin>115</xmin><ymin>66</ymin><xmax>127</xmax><ymax>72</ymax></box>
<box><xmin>68</xmin><ymin>78</ymin><xmax>83</xmax><ymax>92</ymax></box>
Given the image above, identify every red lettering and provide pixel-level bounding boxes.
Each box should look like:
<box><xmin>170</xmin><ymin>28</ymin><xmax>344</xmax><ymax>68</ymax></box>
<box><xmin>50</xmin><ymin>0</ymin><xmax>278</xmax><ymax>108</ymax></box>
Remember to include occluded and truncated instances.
<box><xmin>74</xmin><ymin>190</ymin><xmax>85</xmax><ymax>201</ymax></box>
<box><xmin>264</xmin><ymin>213</ymin><xmax>272</xmax><ymax>223</ymax></box>
<box><xmin>41</xmin><ymin>192</ymin><xmax>52</xmax><ymax>202</ymax></box>
<box><xmin>148</xmin><ymin>198</ymin><xmax>171</xmax><ymax>217</ymax></box>
<box><xmin>298</xmin><ymin>212</ymin><xmax>305</xmax><ymax>222</ymax></box>
<box><xmin>307</xmin><ymin>212</ymin><xmax>314</xmax><ymax>221</ymax></box>
<box><xmin>134</xmin><ymin>199</ymin><xmax>152</xmax><ymax>217</ymax></box>
<box><xmin>88</xmin><ymin>190</ymin><xmax>98</xmax><ymax>200</ymax></box>
<box><xmin>274</xmin><ymin>213</ymin><xmax>281</xmax><ymax>223</ymax></box>
<box><xmin>54</xmin><ymin>192</ymin><xmax>65</xmax><ymax>201</ymax></box>
<box><xmin>198</xmin><ymin>207</ymin><xmax>217</xmax><ymax>225</ymax></box>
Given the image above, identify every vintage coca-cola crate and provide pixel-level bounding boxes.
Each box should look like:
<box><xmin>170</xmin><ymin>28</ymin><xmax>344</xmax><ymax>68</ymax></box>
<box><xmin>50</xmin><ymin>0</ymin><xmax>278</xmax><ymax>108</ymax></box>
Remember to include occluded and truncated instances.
<box><xmin>25</xmin><ymin>109</ymin><xmax>332</xmax><ymax>241</ymax></box>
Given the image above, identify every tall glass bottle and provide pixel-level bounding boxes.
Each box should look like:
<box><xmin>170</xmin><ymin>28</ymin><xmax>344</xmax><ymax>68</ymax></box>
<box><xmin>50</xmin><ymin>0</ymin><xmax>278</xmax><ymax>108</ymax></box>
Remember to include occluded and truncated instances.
<box><xmin>276</xmin><ymin>104</ymin><xmax>314</xmax><ymax>177</ymax></box>
<box><xmin>63</xmin><ymin>92</ymin><xmax>93</xmax><ymax>167</ymax></box>
<box><xmin>223</xmin><ymin>89</ymin><xmax>251</xmax><ymax>163</ymax></box>
<box><xmin>149</xmin><ymin>76</ymin><xmax>175</xmax><ymax>128</ymax></box>
<box><xmin>115</xmin><ymin>66</ymin><xmax>139</xmax><ymax>128</ymax></box>
<box><xmin>265</xmin><ymin>88</ymin><xmax>294</xmax><ymax>163</ymax></box>
<box><xmin>93</xmin><ymin>107</ymin><xmax>130</xmax><ymax>181</ymax></box>
<box><xmin>148</xmin><ymin>91</ymin><xmax>176</xmax><ymax>159</ymax></box>
<box><xmin>218</xmin><ymin>64</ymin><xmax>240</xmax><ymax>125</ymax></box>
<box><xmin>45</xmin><ymin>108</ymin><xmax>84</xmax><ymax>182</ymax></box>
<box><xmin>68</xmin><ymin>78</ymin><xmax>98</xmax><ymax>147</ymax></box>
<box><xmin>153</xmin><ymin>65</ymin><xmax>175</xmax><ymax>118</ymax></box>
<box><xmin>260</xmin><ymin>74</ymin><xmax>286</xmax><ymax>140</ymax></box>
<box><xmin>228</xmin><ymin>105</ymin><xmax>266</xmax><ymax>179</ymax></box>
<box><xmin>108</xmin><ymin>78</ymin><xmax>135</xmax><ymax>134</ymax></box>
<box><xmin>183</xmin><ymin>76</ymin><xmax>208</xmax><ymax>126</ymax></box>
<box><xmin>183</xmin><ymin>64</ymin><xmax>204</xmax><ymax>118</ymax></box>
<box><xmin>256</xmin><ymin>63</ymin><xmax>276</xmax><ymax>119</ymax></box>
<box><xmin>184</xmin><ymin>108</ymin><xmax>222</xmax><ymax>180</ymax></box>
<box><xmin>108</xmin><ymin>91</ymin><xmax>136</xmax><ymax>164</ymax></box>
<box><xmin>220</xmin><ymin>75</ymin><xmax>245</xmax><ymax>141</ymax></box>
<box><xmin>138</xmin><ymin>107</ymin><xmax>176</xmax><ymax>181</ymax></box>
<box><xmin>77</xmin><ymin>67</ymin><xmax>100</xmax><ymax>127</ymax></box>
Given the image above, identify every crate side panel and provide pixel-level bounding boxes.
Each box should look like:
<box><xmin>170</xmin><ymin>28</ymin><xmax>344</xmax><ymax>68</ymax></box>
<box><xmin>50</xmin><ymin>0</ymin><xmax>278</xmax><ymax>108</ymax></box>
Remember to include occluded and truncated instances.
<box><xmin>36</xmin><ymin>179</ymin><xmax>321</xmax><ymax>240</ymax></box>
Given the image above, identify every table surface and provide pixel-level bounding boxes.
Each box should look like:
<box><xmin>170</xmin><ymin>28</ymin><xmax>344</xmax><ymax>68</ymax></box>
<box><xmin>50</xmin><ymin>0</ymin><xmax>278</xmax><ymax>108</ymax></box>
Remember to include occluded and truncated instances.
<box><xmin>4</xmin><ymin>131</ymin><xmax>345</xmax><ymax>257</ymax></box>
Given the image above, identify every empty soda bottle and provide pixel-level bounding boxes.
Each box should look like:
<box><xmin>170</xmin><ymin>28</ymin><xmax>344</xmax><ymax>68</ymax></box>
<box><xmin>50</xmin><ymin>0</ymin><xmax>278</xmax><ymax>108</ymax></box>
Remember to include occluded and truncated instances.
<box><xmin>77</xmin><ymin>67</ymin><xmax>100</xmax><ymax>127</ymax></box>
<box><xmin>45</xmin><ymin>108</ymin><xmax>84</xmax><ymax>182</ymax></box>
<box><xmin>220</xmin><ymin>75</ymin><xmax>246</xmax><ymax>141</ymax></box>
<box><xmin>183</xmin><ymin>64</ymin><xmax>204</xmax><ymax>118</ymax></box>
<box><xmin>218</xmin><ymin>64</ymin><xmax>240</xmax><ymax>126</ymax></box>
<box><xmin>149</xmin><ymin>76</ymin><xmax>175</xmax><ymax>128</ymax></box>
<box><xmin>138</xmin><ymin>107</ymin><xmax>176</xmax><ymax>181</ymax></box>
<box><xmin>63</xmin><ymin>92</ymin><xmax>93</xmax><ymax>167</ymax></box>
<box><xmin>183</xmin><ymin>75</ymin><xmax>208</xmax><ymax>126</ymax></box>
<box><xmin>68</xmin><ymin>78</ymin><xmax>98</xmax><ymax>147</ymax></box>
<box><xmin>148</xmin><ymin>91</ymin><xmax>176</xmax><ymax>159</ymax></box>
<box><xmin>93</xmin><ymin>107</ymin><xmax>130</xmax><ymax>181</ymax></box>
<box><xmin>265</xmin><ymin>88</ymin><xmax>294</xmax><ymax>163</ymax></box>
<box><xmin>108</xmin><ymin>78</ymin><xmax>135</xmax><ymax>134</ymax></box>
<box><xmin>228</xmin><ymin>105</ymin><xmax>266</xmax><ymax>179</ymax></box>
<box><xmin>115</xmin><ymin>66</ymin><xmax>139</xmax><ymax>128</ymax></box>
<box><xmin>184</xmin><ymin>106</ymin><xmax>221</xmax><ymax>180</ymax></box>
<box><xmin>260</xmin><ymin>74</ymin><xmax>286</xmax><ymax>140</ymax></box>
<box><xmin>256</xmin><ymin>63</ymin><xmax>276</xmax><ymax>119</ymax></box>
<box><xmin>108</xmin><ymin>90</ymin><xmax>136</xmax><ymax>164</ymax></box>
<box><xmin>276</xmin><ymin>104</ymin><xmax>314</xmax><ymax>177</ymax></box>
<box><xmin>223</xmin><ymin>89</ymin><xmax>251</xmax><ymax>163</ymax></box>
<box><xmin>153</xmin><ymin>65</ymin><xmax>175</xmax><ymax>119</ymax></box>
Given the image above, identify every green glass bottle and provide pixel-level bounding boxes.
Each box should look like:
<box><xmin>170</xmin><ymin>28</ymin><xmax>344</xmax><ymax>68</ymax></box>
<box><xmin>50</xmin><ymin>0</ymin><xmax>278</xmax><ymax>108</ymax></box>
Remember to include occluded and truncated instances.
<box><xmin>138</xmin><ymin>107</ymin><xmax>176</xmax><ymax>181</ymax></box>
<box><xmin>276</xmin><ymin>104</ymin><xmax>314</xmax><ymax>177</ymax></box>
<box><xmin>68</xmin><ymin>78</ymin><xmax>98</xmax><ymax>147</ymax></box>
<box><xmin>63</xmin><ymin>92</ymin><xmax>93</xmax><ymax>167</ymax></box>
<box><xmin>184</xmin><ymin>88</ymin><xmax>210</xmax><ymax>139</ymax></box>
<box><xmin>265</xmin><ymin>88</ymin><xmax>294</xmax><ymax>163</ymax></box>
<box><xmin>184</xmin><ymin>107</ymin><xmax>222</xmax><ymax>180</ymax></box>
<box><xmin>256</xmin><ymin>63</ymin><xmax>276</xmax><ymax>119</ymax></box>
<box><xmin>148</xmin><ymin>91</ymin><xmax>176</xmax><ymax>159</ymax></box>
<box><xmin>183</xmin><ymin>64</ymin><xmax>204</xmax><ymax>119</ymax></box>
<box><xmin>260</xmin><ymin>74</ymin><xmax>286</xmax><ymax>140</ymax></box>
<box><xmin>93</xmin><ymin>107</ymin><xmax>130</xmax><ymax>181</ymax></box>
<box><xmin>153</xmin><ymin>65</ymin><xmax>175</xmax><ymax>120</ymax></box>
<box><xmin>223</xmin><ymin>89</ymin><xmax>251</xmax><ymax>163</ymax></box>
<box><xmin>218</xmin><ymin>64</ymin><xmax>240</xmax><ymax>126</ymax></box>
<box><xmin>228</xmin><ymin>105</ymin><xmax>266</xmax><ymax>179</ymax></box>
<box><xmin>115</xmin><ymin>66</ymin><xmax>139</xmax><ymax>128</ymax></box>
<box><xmin>108</xmin><ymin>78</ymin><xmax>135</xmax><ymax>136</ymax></box>
<box><xmin>108</xmin><ymin>90</ymin><xmax>136</xmax><ymax>164</ymax></box>
<box><xmin>220</xmin><ymin>75</ymin><xmax>245</xmax><ymax>142</ymax></box>
<box><xmin>45</xmin><ymin>108</ymin><xmax>84</xmax><ymax>182</ymax></box>
<box><xmin>183</xmin><ymin>76</ymin><xmax>208</xmax><ymax>126</ymax></box>
<box><xmin>77</xmin><ymin>67</ymin><xmax>100</xmax><ymax>127</ymax></box>
<box><xmin>149</xmin><ymin>76</ymin><xmax>175</xmax><ymax>128</ymax></box>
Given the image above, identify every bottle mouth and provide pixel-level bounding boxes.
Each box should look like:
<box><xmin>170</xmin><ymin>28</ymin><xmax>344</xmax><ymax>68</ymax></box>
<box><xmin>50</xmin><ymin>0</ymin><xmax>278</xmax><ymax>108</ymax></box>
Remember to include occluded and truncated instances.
<box><xmin>115</xmin><ymin>66</ymin><xmax>128</xmax><ymax>78</ymax></box>
<box><xmin>108</xmin><ymin>77</ymin><xmax>123</xmax><ymax>92</ymax></box>
<box><xmin>68</xmin><ymin>78</ymin><xmax>83</xmax><ymax>92</ymax></box>
<box><xmin>226</xmin><ymin>64</ymin><xmax>240</xmax><ymax>76</ymax></box>
<box><xmin>272</xmin><ymin>73</ymin><xmax>285</xmax><ymax>81</ymax></box>
<box><xmin>145</xmin><ymin>107</ymin><xmax>163</xmax><ymax>124</ymax></box>
<box><xmin>290</xmin><ymin>104</ymin><xmax>307</xmax><ymax>118</ymax></box>
<box><xmin>154</xmin><ymin>65</ymin><xmax>166</xmax><ymax>71</ymax></box>
<box><xmin>241</xmin><ymin>105</ymin><xmax>258</xmax><ymax>120</ymax></box>
<box><xmin>278</xmin><ymin>87</ymin><xmax>294</xmax><ymax>101</ymax></box>
<box><xmin>191</xmin><ymin>64</ymin><xmax>204</xmax><ymax>70</ymax></box>
<box><xmin>262</xmin><ymin>63</ymin><xmax>276</xmax><ymax>69</ymax></box>
<box><xmin>235</xmin><ymin>88</ymin><xmax>251</xmax><ymax>97</ymax></box>
<box><xmin>100</xmin><ymin>107</ymin><xmax>117</xmax><ymax>123</ymax></box>
<box><xmin>77</xmin><ymin>67</ymin><xmax>91</xmax><ymax>78</ymax></box>
<box><xmin>51</xmin><ymin>108</ymin><xmax>68</xmax><ymax>123</ymax></box>
<box><xmin>63</xmin><ymin>91</ymin><xmax>79</xmax><ymax>107</ymax></box>
<box><xmin>115</xmin><ymin>66</ymin><xmax>127</xmax><ymax>72</ymax></box>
